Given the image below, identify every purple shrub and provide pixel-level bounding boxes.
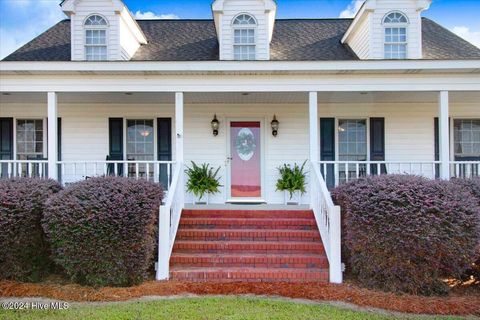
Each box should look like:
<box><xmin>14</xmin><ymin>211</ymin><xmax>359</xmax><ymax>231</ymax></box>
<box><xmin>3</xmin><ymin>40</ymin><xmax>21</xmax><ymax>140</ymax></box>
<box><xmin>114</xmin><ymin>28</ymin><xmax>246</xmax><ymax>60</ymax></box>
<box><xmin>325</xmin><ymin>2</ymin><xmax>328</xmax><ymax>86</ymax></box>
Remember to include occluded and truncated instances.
<box><xmin>332</xmin><ymin>175</ymin><xmax>480</xmax><ymax>295</ymax></box>
<box><xmin>42</xmin><ymin>177</ymin><xmax>163</xmax><ymax>287</ymax></box>
<box><xmin>0</xmin><ymin>178</ymin><xmax>62</xmax><ymax>281</ymax></box>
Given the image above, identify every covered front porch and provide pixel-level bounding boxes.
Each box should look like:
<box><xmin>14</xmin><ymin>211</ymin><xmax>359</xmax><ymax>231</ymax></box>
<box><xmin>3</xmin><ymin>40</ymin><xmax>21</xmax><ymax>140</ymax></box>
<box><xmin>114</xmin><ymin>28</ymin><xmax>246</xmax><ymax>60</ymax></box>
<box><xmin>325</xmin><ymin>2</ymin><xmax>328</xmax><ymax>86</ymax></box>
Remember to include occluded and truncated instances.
<box><xmin>1</xmin><ymin>90</ymin><xmax>478</xmax><ymax>201</ymax></box>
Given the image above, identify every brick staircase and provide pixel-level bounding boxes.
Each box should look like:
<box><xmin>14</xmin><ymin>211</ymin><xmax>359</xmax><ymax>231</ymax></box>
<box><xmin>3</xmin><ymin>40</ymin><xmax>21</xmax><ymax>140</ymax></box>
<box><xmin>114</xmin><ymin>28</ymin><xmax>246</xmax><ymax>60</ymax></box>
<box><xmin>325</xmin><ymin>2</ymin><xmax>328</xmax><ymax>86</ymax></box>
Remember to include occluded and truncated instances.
<box><xmin>170</xmin><ymin>209</ymin><xmax>329</xmax><ymax>282</ymax></box>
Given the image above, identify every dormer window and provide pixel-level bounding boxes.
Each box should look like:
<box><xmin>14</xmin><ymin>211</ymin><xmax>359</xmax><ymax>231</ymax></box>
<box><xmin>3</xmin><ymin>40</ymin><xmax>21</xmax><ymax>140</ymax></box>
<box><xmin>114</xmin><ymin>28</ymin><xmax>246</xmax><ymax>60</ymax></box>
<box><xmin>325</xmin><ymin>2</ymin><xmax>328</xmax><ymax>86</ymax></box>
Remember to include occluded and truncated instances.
<box><xmin>84</xmin><ymin>14</ymin><xmax>108</xmax><ymax>61</ymax></box>
<box><xmin>232</xmin><ymin>14</ymin><xmax>257</xmax><ymax>60</ymax></box>
<box><xmin>383</xmin><ymin>12</ymin><xmax>408</xmax><ymax>59</ymax></box>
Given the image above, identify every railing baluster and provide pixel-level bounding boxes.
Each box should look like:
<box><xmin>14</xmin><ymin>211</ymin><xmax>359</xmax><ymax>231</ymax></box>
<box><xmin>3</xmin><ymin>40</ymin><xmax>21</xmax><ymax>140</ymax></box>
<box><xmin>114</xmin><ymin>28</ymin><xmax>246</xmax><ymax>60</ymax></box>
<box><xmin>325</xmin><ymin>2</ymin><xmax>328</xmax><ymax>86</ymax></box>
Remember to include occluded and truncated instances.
<box><xmin>135</xmin><ymin>163</ymin><xmax>139</xmax><ymax>180</ymax></box>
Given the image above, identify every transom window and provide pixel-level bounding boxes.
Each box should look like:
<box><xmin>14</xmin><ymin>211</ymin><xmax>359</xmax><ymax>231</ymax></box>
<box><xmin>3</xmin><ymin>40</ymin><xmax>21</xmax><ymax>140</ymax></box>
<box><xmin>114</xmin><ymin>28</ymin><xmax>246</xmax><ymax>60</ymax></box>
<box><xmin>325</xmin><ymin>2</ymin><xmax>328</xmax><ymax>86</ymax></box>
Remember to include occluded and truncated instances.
<box><xmin>383</xmin><ymin>12</ymin><xmax>408</xmax><ymax>59</ymax></box>
<box><xmin>16</xmin><ymin>119</ymin><xmax>44</xmax><ymax>160</ymax></box>
<box><xmin>233</xmin><ymin>14</ymin><xmax>256</xmax><ymax>60</ymax></box>
<box><xmin>454</xmin><ymin>119</ymin><xmax>480</xmax><ymax>159</ymax></box>
<box><xmin>84</xmin><ymin>15</ymin><xmax>108</xmax><ymax>61</ymax></box>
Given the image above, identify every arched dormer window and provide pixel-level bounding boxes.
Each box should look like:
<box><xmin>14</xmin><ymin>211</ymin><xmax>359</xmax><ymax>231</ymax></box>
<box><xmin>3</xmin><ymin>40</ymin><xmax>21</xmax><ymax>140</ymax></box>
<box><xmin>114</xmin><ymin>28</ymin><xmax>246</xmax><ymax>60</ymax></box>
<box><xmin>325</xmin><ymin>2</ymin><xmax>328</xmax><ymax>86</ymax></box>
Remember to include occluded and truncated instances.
<box><xmin>84</xmin><ymin>14</ymin><xmax>108</xmax><ymax>61</ymax></box>
<box><xmin>383</xmin><ymin>11</ymin><xmax>408</xmax><ymax>59</ymax></box>
<box><xmin>232</xmin><ymin>14</ymin><xmax>257</xmax><ymax>60</ymax></box>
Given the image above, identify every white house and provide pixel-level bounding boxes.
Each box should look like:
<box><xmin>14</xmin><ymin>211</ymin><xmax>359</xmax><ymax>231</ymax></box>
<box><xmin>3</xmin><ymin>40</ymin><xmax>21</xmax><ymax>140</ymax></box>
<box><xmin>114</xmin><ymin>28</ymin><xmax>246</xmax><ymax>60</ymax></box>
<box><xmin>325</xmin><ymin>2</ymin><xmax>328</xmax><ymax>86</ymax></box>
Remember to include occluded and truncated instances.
<box><xmin>1</xmin><ymin>0</ymin><xmax>479</xmax><ymax>284</ymax></box>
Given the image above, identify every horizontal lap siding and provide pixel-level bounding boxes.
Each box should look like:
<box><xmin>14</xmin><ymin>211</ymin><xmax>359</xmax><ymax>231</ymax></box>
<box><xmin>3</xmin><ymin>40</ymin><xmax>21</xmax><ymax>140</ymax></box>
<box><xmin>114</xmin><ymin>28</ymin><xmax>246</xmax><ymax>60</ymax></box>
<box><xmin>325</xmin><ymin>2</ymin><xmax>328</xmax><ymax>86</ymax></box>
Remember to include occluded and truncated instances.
<box><xmin>348</xmin><ymin>15</ymin><xmax>371</xmax><ymax>59</ymax></box>
<box><xmin>184</xmin><ymin>104</ymin><xmax>309</xmax><ymax>204</ymax></box>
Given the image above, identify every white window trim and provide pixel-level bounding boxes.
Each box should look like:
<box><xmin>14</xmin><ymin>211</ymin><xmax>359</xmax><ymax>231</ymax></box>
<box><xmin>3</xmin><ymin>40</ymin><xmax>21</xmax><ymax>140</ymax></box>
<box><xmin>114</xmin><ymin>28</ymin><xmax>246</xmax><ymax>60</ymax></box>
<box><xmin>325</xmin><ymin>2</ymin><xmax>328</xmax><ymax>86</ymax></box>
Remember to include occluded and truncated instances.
<box><xmin>451</xmin><ymin>117</ymin><xmax>480</xmax><ymax>160</ymax></box>
<box><xmin>232</xmin><ymin>13</ymin><xmax>257</xmax><ymax>61</ymax></box>
<box><xmin>334</xmin><ymin>118</ymin><xmax>371</xmax><ymax>162</ymax></box>
<box><xmin>382</xmin><ymin>11</ymin><xmax>409</xmax><ymax>60</ymax></box>
<box><xmin>13</xmin><ymin>117</ymin><xmax>47</xmax><ymax>160</ymax></box>
<box><xmin>84</xmin><ymin>14</ymin><xmax>109</xmax><ymax>61</ymax></box>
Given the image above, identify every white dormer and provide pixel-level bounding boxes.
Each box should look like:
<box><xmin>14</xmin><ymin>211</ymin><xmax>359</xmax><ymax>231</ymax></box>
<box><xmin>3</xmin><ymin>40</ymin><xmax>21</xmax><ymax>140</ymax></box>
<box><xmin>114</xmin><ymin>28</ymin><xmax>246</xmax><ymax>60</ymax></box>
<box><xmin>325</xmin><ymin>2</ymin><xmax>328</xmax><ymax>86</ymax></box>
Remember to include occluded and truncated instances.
<box><xmin>342</xmin><ymin>0</ymin><xmax>431</xmax><ymax>60</ymax></box>
<box><xmin>61</xmin><ymin>0</ymin><xmax>147</xmax><ymax>61</ymax></box>
<box><xmin>212</xmin><ymin>0</ymin><xmax>277</xmax><ymax>60</ymax></box>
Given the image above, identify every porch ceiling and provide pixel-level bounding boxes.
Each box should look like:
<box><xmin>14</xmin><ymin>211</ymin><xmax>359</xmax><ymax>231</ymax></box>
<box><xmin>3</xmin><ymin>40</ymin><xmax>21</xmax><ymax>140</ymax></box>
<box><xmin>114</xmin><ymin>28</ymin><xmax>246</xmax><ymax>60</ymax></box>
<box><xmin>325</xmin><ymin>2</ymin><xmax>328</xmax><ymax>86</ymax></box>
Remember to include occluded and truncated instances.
<box><xmin>1</xmin><ymin>91</ymin><xmax>479</xmax><ymax>104</ymax></box>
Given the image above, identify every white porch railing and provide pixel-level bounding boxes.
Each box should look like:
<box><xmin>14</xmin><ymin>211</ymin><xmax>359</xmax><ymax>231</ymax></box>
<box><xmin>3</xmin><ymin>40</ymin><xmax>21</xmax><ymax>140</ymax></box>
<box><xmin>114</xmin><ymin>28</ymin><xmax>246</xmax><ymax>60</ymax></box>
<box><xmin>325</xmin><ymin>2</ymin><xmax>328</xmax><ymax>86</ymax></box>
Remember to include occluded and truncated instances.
<box><xmin>319</xmin><ymin>161</ymin><xmax>441</xmax><ymax>188</ymax></box>
<box><xmin>0</xmin><ymin>160</ymin><xmax>49</xmax><ymax>179</ymax></box>
<box><xmin>310</xmin><ymin>161</ymin><xmax>342</xmax><ymax>283</ymax></box>
<box><xmin>58</xmin><ymin>160</ymin><xmax>175</xmax><ymax>189</ymax></box>
<box><xmin>450</xmin><ymin>161</ymin><xmax>480</xmax><ymax>179</ymax></box>
<box><xmin>156</xmin><ymin>162</ymin><xmax>184</xmax><ymax>280</ymax></box>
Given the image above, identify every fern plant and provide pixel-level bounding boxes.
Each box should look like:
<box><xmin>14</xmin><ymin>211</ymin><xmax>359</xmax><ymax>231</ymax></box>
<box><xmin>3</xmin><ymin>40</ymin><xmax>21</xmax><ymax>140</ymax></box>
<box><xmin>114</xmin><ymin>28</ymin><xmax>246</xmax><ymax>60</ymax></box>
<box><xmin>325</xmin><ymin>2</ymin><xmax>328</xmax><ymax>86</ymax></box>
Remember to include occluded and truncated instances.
<box><xmin>185</xmin><ymin>162</ymin><xmax>222</xmax><ymax>199</ymax></box>
<box><xmin>275</xmin><ymin>161</ymin><xmax>308</xmax><ymax>199</ymax></box>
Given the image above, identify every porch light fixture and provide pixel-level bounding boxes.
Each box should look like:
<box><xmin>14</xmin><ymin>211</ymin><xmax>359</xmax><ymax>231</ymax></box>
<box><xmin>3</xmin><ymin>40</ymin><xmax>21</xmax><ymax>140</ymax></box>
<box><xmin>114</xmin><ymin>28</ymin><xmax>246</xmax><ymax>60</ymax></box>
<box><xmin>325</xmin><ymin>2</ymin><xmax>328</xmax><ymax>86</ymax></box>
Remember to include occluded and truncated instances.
<box><xmin>139</xmin><ymin>129</ymin><xmax>151</xmax><ymax>137</ymax></box>
<box><xmin>211</xmin><ymin>114</ymin><xmax>220</xmax><ymax>136</ymax></box>
<box><xmin>271</xmin><ymin>115</ymin><xmax>279</xmax><ymax>137</ymax></box>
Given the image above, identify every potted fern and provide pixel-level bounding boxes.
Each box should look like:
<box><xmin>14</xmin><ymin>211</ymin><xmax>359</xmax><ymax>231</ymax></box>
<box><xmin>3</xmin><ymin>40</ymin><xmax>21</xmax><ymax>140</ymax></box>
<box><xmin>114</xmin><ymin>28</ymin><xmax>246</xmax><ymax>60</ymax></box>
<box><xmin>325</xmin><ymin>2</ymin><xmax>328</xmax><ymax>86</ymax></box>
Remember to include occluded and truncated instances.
<box><xmin>185</xmin><ymin>162</ymin><xmax>221</xmax><ymax>204</ymax></box>
<box><xmin>276</xmin><ymin>161</ymin><xmax>307</xmax><ymax>205</ymax></box>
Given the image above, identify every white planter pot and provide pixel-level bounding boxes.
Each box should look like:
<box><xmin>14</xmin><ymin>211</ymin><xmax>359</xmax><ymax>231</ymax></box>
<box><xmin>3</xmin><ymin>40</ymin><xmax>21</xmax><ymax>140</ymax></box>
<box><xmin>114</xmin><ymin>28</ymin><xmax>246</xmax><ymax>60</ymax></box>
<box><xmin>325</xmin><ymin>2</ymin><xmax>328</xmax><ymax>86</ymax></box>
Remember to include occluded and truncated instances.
<box><xmin>193</xmin><ymin>193</ymin><xmax>209</xmax><ymax>205</ymax></box>
<box><xmin>284</xmin><ymin>190</ymin><xmax>301</xmax><ymax>205</ymax></box>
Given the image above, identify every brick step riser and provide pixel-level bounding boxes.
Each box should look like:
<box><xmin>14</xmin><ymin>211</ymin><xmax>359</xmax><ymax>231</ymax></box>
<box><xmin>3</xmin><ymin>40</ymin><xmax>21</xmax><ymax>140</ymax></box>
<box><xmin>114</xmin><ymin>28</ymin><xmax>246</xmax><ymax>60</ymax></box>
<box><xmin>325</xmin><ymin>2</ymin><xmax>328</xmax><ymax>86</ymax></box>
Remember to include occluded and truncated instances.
<box><xmin>170</xmin><ymin>261</ymin><xmax>328</xmax><ymax>268</ymax></box>
<box><xmin>177</xmin><ymin>235</ymin><xmax>321</xmax><ymax>242</ymax></box>
<box><xmin>182</xmin><ymin>213</ymin><xmax>314</xmax><ymax>219</ymax></box>
<box><xmin>173</xmin><ymin>246</ymin><xmax>325</xmax><ymax>254</ymax></box>
<box><xmin>180</xmin><ymin>225</ymin><xmax>316</xmax><ymax>230</ymax></box>
<box><xmin>170</xmin><ymin>272</ymin><xmax>329</xmax><ymax>282</ymax></box>
<box><xmin>179</xmin><ymin>220</ymin><xmax>317</xmax><ymax>230</ymax></box>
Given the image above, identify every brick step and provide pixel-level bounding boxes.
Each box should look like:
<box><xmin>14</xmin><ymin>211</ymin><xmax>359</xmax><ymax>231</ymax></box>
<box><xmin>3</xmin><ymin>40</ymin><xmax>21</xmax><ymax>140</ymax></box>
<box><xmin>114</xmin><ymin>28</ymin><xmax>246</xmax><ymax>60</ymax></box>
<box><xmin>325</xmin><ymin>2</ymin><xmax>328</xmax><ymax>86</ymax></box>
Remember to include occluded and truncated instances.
<box><xmin>170</xmin><ymin>253</ymin><xmax>329</xmax><ymax>268</ymax></box>
<box><xmin>180</xmin><ymin>218</ymin><xmax>317</xmax><ymax>230</ymax></box>
<box><xmin>177</xmin><ymin>229</ymin><xmax>321</xmax><ymax>242</ymax></box>
<box><xmin>173</xmin><ymin>240</ymin><xmax>325</xmax><ymax>254</ymax></box>
<box><xmin>182</xmin><ymin>210</ymin><xmax>314</xmax><ymax>219</ymax></box>
<box><xmin>170</xmin><ymin>267</ymin><xmax>329</xmax><ymax>282</ymax></box>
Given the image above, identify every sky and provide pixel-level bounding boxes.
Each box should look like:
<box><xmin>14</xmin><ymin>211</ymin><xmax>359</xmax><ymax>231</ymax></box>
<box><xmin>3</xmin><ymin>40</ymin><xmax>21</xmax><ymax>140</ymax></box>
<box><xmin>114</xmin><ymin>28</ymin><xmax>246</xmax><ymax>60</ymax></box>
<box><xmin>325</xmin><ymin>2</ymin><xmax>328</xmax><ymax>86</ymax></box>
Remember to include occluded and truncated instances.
<box><xmin>0</xmin><ymin>0</ymin><xmax>479</xmax><ymax>59</ymax></box>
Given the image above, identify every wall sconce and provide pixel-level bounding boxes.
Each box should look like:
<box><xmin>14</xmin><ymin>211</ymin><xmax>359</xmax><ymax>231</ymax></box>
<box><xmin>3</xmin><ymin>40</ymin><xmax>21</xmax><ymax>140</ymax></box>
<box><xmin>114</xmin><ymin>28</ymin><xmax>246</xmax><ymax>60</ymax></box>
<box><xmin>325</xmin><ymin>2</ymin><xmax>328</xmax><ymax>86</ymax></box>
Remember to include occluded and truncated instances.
<box><xmin>271</xmin><ymin>115</ymin><xmax>279</xmax><ymax>137</ymax></box>
<box><xmin>211</xmin><ymin>114</ymin><xmax>220</xmax><ymax>136</ymax></box>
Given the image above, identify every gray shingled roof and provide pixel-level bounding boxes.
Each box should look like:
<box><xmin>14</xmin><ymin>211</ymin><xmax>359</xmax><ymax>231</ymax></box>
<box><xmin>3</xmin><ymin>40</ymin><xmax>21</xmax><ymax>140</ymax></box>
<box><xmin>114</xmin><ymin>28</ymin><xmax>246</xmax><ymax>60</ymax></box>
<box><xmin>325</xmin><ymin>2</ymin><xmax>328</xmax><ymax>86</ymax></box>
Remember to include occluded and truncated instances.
<box><xmin>3</xmin><ymin>18</ymin><xmax>480</xmax><ymax>61</ymax></box>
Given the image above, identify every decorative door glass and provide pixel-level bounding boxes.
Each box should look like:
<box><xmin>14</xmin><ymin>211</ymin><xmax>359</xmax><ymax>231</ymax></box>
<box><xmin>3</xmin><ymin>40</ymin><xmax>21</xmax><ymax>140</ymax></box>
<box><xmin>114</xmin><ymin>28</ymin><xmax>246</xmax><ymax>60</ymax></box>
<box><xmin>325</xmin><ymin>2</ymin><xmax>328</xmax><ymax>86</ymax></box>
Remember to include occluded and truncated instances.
<box><xmin>230</xmin><ymin>122</ymin><xmax>261</xmax><ymax>198</ymax></box>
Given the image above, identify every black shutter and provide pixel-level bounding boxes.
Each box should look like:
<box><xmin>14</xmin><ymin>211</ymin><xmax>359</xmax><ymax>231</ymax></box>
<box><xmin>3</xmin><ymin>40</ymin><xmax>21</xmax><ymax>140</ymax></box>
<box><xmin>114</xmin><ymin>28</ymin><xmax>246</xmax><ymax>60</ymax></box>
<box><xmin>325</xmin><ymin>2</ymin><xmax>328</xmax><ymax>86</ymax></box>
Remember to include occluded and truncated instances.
<box><xmin>0</xmin><ymin>118</ymin><xmax>13</xmax><ymax>160</ymax></box>
<box><xmin>320</xmin><ymin>118</ymin><xmax>335</xmax><ymax>189</ymax></box>
<box><xmin>57</xmin><ymin>118</ymin><xmax>62</xmax><ymax>182</ymax></box>
<box><xmin>157</xmin><ymin>118</ymin><xmax>172</xmax><ymax>187</ymax></box>
<box><xmin>370</xmin><ymin>118</ymin><xmax>386</xmax><ymax>175</ymax></box>
<box><xmin>0</xmin><ymin>118</ymin><xmax>13</xmax><ymax>178</ymax></box>
<box><xmin>108</xmin><ymin>118</ymin><xmax>123</xmax><ymax>176</ymax></box>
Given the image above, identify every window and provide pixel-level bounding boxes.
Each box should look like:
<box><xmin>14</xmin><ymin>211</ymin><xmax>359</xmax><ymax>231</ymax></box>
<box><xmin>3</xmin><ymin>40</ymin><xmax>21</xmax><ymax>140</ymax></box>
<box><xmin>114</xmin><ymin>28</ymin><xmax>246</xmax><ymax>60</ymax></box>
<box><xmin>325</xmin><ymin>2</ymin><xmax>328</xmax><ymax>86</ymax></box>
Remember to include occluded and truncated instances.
<box><xmin>232</xmin><ymin>14</ymin><xmax>256</xmax><ymax>60</ymax></box>
<box><xmin>126</xmin><ymin>120</ymin><xmax>154</xmax><ymax>178</ymax></box>
<box><xmin>84</xmin><ymin>15</ymin><xmax>108</xmax><ymax>61</ymax></box>
<box><xmin>338</xmin><ymin>119</ymin><xmax>368</xmax><ymax>182</ymax></box>
<box><xmin>454</xmin><ymin>119</ymin><xmax>480</xmax><ymax>159</ymax></box>
<box><xmin>16</xmin><ymin>119</ymin><xmax>44</xmax><ymax>160</ymax></box>
<box><xmin>383</xmin><ymin>12</ymin><xmax>408</xmax><ymax>59</ymax></box>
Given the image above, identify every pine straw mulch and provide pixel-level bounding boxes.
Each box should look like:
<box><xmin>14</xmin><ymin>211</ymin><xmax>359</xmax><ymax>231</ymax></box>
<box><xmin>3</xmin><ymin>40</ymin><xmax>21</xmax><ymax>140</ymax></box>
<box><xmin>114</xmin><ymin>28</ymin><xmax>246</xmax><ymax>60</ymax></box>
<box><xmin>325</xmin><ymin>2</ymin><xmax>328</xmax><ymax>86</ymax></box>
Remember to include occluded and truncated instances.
<box><xmin>1</xmin><ymin>279</ymin><xmax>479</xmax><ymax>316</ymax></box>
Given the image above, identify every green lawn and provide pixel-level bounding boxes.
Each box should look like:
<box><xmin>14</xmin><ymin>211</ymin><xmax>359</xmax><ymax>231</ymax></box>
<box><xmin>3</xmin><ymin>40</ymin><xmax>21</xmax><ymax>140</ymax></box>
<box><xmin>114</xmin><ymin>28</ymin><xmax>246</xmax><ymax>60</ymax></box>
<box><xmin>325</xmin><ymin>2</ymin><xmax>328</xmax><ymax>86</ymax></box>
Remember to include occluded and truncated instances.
<box><xmin>0</xmin><ymin>296</ymin><xmax>465</xmax><ymax>320</ymax></box>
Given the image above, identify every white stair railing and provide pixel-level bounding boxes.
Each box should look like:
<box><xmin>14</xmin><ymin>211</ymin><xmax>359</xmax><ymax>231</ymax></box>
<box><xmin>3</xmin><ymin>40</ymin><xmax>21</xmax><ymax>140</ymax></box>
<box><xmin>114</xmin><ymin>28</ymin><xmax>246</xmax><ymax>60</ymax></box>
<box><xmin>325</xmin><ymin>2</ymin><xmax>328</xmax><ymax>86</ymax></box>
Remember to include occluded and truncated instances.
<box><xmin>156</xmin><ymin>162</ymin><xmax>184</xmax><ymax>280</ymax></box>
<box><xmin>310</xmin><ymin>161</ymin><xmax>342</xmax><ymax>283</ymax></box>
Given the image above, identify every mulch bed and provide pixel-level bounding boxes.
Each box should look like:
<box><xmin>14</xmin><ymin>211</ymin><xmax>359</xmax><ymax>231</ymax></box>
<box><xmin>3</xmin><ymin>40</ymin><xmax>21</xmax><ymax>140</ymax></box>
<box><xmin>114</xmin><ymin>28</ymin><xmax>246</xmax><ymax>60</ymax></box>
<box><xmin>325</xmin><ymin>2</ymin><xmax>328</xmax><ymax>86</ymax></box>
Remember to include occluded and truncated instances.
<box><xmin>1</xmin><ymin>280</ymin><xmax>479</xmax><ymax>316</ymax></box>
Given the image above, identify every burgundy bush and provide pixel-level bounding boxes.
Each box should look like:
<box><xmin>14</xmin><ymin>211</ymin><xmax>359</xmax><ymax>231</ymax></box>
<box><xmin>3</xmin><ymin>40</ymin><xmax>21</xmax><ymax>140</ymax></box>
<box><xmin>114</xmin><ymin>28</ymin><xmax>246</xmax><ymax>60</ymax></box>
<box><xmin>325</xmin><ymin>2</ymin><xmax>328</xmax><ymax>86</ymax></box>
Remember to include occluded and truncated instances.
<box><xmin>451</xmin><ymin>177</ymin><xmax>480</xmax><ymax>281</ymax></box>
<box><xmin>0</xmin><ymin>178</ymin><xmax>62</xmax><ymax>281</ymax></box>
<box><xmin>42</xmin><ymin>177</ymin><xmax>163</xmax><ymax>287</ymax></box>
<box><xmin>332</xmin><ymin>175</ymin><xmax>480</xmax><ymax>295</ymax></box>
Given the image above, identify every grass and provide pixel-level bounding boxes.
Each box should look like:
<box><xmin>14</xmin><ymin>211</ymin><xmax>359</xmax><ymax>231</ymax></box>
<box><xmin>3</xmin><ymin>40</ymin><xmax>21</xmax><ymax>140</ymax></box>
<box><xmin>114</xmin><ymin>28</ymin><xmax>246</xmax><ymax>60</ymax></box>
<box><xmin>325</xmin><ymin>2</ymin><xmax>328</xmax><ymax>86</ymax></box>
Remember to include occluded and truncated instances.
<box><xmin>0</xmin><ymin>296</ymin><xmax>465</xmax><ymax>320</ymax></box>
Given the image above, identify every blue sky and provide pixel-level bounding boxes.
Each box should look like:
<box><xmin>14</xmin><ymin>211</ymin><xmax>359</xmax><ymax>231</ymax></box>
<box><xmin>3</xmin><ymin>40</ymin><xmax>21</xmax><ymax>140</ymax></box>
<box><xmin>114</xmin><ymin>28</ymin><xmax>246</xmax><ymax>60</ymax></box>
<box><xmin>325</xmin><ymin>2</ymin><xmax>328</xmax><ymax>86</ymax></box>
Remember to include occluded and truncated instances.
<box><xmin>1</xmin><ymin>0</ymin><xmax>479</xmax><ymax>59</ymax></box>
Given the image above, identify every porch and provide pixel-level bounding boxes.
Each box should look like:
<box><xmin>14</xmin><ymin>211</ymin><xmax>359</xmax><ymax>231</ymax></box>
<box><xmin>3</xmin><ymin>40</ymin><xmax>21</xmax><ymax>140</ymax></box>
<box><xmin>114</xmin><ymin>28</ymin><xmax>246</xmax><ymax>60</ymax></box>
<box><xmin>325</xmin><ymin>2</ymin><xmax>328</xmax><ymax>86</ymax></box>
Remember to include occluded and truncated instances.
<box><xmin>1</xmin><ymin>90</ymin><xmax>478</xmax><ymax>197</ymax></box>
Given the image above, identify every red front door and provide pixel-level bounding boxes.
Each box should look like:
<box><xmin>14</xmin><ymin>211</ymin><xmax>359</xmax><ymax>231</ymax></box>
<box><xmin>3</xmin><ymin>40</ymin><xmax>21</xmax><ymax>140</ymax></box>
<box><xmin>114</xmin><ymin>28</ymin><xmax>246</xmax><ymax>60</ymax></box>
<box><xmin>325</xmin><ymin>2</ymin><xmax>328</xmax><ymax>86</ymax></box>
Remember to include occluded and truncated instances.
<box><xmin>230</xmin><ymin>121</ymin><xmax>261</xmax><ymax>198</ymax></box>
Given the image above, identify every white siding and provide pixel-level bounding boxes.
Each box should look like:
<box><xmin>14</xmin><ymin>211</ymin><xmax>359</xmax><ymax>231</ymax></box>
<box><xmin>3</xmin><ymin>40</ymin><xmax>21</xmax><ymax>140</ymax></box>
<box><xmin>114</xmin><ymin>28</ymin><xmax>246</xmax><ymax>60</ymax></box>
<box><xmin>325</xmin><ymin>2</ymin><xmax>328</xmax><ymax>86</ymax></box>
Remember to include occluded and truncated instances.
<box><xmin>370</xmin><ymin>0</ymin><xmax>424</xmax><ymax>59</ymax></box>
<box><xmin>217</xmin><ymin>0</ymin><xmax>272</xmax><ymax>60</ymax></box>
<box><xmin>347</xmin><ymin>15</ymin><xmax>371</xmax><ymax>60</ymax></box>
<box><xmin>70</xmin><ymin>0</ymin><xmax>120</xmax><ymax>61</ymax></box>
<box><xmin>1</xmin><ymin>101</ymin><xmax>478</xmax><ymax>203</ymax></box>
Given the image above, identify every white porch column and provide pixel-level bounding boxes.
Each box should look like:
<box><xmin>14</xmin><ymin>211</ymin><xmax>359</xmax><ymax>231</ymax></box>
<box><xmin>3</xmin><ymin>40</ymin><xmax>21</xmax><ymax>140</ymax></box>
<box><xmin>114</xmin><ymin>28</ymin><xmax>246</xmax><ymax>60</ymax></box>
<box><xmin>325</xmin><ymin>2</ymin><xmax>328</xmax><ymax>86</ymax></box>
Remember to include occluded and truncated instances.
<box><xmin>309</xmin><ymin>92</ymin><xmax>319</xmax><ymax>208</ymax></box>
<box><xmin>47</xmin><ymin>92</ymin><xmax>58</xmax><ymax>180</ymax></box>
<box><xmin>175</xmin><ymin>92</ymin><xmax>184</xmax><ymax>164</ymax></box>
<box><xmin>438</xmin><ymin>91</ymin><xmax>450</xmax><ymax>180</ymax></box>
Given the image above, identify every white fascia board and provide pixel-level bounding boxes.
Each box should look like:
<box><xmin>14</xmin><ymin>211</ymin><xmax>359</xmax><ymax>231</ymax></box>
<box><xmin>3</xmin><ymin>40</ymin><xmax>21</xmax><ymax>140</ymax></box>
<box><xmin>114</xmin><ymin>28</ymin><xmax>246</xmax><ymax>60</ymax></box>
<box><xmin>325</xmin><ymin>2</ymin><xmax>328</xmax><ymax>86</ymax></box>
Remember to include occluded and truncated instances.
<box><xmin>1</xmin><ymin>60</ymin><xmax>479</xmax><ymax>75</ymax></box>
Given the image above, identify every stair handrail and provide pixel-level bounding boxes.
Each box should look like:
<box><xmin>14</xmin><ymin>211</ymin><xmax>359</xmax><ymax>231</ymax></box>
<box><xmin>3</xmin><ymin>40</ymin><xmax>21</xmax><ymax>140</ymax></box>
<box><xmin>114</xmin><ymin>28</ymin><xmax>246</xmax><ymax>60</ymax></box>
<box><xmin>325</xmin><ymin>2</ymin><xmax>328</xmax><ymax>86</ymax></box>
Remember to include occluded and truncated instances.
<box><xmin>156</xmin><ymin>162</ymin><xmax>184</xmax><ymax>280</ymax></box>
<box><xmin>310</xmin><ymin>161</ymin><xmax>343</xmax><ymax>284</ymax></box>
